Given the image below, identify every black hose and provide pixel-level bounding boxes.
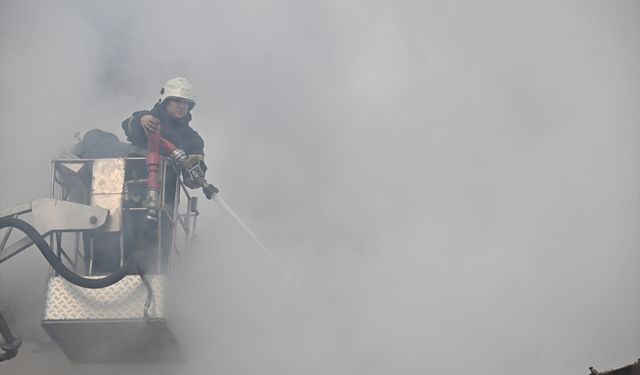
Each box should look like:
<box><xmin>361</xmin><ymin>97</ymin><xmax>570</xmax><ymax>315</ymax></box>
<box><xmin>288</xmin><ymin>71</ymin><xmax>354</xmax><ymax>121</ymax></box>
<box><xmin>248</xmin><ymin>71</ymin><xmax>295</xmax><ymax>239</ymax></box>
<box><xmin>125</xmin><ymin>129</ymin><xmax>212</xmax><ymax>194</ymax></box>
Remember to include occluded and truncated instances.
<box><xmin>0</xmin><ymin>217</ymin><xmax>137</xmax><ymax>289</ymax></box>
<box><xmin>0</xmin><ymin>217</ymin><xmax>161</xmax><ymax>362</ymax></box>
<box><xmin>137</xmin><ymin>264</ymin><xmax>154</xmax><ymax>319</ymax></box>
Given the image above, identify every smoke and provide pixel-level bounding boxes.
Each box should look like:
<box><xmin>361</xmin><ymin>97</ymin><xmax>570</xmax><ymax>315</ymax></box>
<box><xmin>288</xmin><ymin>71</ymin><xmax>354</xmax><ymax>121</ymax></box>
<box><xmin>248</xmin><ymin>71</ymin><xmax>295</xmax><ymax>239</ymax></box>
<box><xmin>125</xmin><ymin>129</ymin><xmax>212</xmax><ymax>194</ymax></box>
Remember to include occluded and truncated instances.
<box><xmin>1</xmin><ymin>0</ymin><xmax>638</xmax><ymax>374</ymax></box>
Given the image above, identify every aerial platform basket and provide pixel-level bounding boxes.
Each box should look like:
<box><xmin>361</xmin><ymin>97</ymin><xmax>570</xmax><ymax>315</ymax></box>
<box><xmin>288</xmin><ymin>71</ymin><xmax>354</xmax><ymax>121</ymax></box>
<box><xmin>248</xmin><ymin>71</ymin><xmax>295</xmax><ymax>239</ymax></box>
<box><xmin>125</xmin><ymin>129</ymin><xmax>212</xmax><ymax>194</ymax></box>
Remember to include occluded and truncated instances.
<box><xmin>1</xmin><ymin>155</ymin><xmax>200</xmax><ymax>363</ymax></box>
<box><xmin>41</xmin><ymin>274</ymin><xmax>180</xmax><ymax>363</ymax></box>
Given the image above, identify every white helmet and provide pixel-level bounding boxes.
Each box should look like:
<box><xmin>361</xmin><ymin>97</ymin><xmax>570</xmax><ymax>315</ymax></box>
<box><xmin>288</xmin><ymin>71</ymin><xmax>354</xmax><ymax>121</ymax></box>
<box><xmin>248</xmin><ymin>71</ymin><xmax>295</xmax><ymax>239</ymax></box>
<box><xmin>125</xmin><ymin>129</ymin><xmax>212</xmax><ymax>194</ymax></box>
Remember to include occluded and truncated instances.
<box><xmin>159</xmin><ymin>77</ymin><xmax>196</xmax><ymax>108</ymax></box>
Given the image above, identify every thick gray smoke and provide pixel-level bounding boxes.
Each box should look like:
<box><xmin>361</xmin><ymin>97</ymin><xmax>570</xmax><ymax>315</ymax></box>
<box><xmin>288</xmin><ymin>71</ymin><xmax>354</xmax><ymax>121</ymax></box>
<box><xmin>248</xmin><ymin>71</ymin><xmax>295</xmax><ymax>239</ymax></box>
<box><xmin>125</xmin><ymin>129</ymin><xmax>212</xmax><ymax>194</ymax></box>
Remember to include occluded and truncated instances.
<box><xmin>1</xmin><ymin>0</ymin><xmax>638</xmax><ymax>374</ymax></box>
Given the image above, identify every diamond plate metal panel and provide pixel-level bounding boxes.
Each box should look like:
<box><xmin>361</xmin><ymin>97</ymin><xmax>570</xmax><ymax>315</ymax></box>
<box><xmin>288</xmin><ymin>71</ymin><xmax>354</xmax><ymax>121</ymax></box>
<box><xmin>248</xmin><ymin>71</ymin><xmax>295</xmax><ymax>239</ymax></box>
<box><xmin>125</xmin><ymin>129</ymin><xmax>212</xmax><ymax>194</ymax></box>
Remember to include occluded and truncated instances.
<box><xmin>43</xmin><ymin>275</ymin><xmax>167</xmax><ymax>320</ymax></box>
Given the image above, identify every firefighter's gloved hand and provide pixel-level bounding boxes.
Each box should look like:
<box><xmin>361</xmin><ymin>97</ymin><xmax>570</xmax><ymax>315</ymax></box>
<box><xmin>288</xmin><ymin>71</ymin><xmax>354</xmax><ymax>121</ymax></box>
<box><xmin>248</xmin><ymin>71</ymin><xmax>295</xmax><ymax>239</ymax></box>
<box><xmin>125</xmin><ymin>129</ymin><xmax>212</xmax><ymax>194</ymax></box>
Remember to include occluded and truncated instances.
<box><xmin>170</xmin><ymin>151</ymin><xmax>204</xmax><ymax>173</ymax></box>
<box><xmin>183</xmin><ymin>154</ymin><xmax>203</xmax><ymax>169</ymax></box>
<box><xmin>140</xmin><ymin>115</ymin><xmax>160</xmax><ymax>135</ymax></box>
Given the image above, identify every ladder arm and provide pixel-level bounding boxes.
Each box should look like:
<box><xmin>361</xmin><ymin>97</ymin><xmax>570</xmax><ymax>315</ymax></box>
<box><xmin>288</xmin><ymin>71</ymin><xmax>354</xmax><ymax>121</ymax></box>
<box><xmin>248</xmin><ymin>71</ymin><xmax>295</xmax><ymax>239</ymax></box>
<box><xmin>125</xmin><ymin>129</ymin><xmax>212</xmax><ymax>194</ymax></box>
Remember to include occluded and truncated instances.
<box><xmin>0</xmin><ymin>198</ymin><xmax>108</xmax><ymax>263</ymax></box>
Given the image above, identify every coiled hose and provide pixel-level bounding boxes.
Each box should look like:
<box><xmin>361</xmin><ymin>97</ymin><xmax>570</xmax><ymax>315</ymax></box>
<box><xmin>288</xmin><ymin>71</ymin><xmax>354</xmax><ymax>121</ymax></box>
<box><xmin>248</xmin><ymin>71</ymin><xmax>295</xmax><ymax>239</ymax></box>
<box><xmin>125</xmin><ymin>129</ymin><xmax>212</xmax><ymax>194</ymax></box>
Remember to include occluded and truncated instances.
<box><xmin>0</xmin><ymin>217</ymin><xmax>136</xmax><ymax>289</ymax></box>
<box><xmin>0</xmin><ymin>216</ymin><xmax>155</xmax><ymax>361</ymax></box>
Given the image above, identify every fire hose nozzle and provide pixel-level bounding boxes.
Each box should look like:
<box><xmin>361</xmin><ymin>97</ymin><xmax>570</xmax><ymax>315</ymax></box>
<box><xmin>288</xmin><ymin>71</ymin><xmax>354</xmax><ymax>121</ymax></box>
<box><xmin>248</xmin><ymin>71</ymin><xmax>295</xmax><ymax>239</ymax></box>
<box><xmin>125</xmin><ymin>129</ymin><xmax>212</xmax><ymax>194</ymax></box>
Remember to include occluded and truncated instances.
<box><xmin>203</xmin><ymin>183</ymin><xmax>219</xmax><ymax>199</ymax></box>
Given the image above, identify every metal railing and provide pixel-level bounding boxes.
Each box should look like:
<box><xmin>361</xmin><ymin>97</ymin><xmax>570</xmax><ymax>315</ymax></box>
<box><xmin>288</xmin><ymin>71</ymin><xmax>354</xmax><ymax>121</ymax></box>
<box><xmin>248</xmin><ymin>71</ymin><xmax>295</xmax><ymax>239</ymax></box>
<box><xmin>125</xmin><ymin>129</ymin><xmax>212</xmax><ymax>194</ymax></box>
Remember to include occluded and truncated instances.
<box><xmin>45</xmin><ymin>156</ymin><xmax>200</xmax><ymax>277</ymax></box>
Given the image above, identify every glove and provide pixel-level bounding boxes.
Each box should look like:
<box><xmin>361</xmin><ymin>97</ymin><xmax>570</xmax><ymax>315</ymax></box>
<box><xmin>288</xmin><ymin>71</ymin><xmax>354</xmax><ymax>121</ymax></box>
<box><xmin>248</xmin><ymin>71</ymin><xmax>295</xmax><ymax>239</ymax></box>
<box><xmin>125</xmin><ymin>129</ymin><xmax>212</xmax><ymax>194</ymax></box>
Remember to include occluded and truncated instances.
<box><xmin>183</xmin><ymin>154</ymin><xmax>204</xmax><ymax>169</ymax></box>
<box><xmin>140</xmin><ymin>115</ymin><xmax>160</xmax><ymax>134</ymax></box>
<box><xmin>169</xmin><ymin>150</ymin><xmax>204</xmax><ymax>171</ymax></box>
<box><xmin>179</xmin><ymin>157</ymin><xmax>217</xmax><ymax>198</ymax></box>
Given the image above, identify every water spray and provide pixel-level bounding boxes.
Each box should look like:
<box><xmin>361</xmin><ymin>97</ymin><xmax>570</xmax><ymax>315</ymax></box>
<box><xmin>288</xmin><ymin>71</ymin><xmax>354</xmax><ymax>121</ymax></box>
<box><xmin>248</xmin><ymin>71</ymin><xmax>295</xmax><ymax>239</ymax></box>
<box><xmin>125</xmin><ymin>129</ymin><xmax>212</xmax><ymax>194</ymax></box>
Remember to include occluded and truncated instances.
<box><xmin>153</xmin><ymin>133</ymin><xmax>300</xmax><ymax>287</ymax></box>
<box><xmin>212</xmin><ymin>194</ymin><xmax>302</xmax><ymax>289</ymax></box>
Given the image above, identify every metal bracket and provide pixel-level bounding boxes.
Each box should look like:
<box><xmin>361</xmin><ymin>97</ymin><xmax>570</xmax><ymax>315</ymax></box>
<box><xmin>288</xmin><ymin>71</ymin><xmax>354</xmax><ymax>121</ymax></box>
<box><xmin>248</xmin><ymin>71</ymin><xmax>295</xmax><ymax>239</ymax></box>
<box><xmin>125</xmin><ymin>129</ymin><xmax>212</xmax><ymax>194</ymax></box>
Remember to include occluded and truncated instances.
<box><xmin>0</xmin><ymin>198</ymin><xmax>109</xmax><ymax>263</ymax></box>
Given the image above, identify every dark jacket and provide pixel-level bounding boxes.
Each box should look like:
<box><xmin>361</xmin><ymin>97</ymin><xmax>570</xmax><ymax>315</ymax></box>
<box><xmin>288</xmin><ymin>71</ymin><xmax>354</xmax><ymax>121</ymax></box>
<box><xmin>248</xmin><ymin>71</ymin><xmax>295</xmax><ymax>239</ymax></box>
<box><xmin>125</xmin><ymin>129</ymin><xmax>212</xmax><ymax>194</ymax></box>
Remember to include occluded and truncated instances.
<box><xmin>122</xmin><ymin>103</ymin><xmax>205</xmax><ymax>157</ymax></box>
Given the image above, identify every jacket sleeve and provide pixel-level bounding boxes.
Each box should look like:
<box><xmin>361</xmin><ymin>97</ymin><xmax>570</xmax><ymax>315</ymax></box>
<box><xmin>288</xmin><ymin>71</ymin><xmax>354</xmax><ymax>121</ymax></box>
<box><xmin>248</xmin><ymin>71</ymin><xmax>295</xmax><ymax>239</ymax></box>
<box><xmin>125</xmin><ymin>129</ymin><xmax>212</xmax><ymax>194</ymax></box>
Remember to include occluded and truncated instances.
<box><xmin>184</xmin><ymin>129</ymin><xmax>207</xmax><ymax>174</ymax></box>
<box><xmin>184</xmin><ymin>128</ymin><xmax>205</xmax><ymax>155</ymax></box>
<box><xmin>121</xmin><ymin>110</ymin><xmax>151</xmax><ymax>146</ymax></box>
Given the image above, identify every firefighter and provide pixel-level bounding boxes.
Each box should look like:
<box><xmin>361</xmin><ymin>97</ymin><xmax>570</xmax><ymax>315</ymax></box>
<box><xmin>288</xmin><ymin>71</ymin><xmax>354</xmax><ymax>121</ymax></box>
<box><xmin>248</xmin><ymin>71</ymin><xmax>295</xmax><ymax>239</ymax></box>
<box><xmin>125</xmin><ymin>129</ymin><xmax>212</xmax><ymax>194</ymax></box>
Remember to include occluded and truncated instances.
<box><xmin>122</xmin><ymin>77</ymin><xmax>207</xmax><ymax>189</ymax></box>
<box><xmin>121</xmin><ymin>77</ymin><xmax>211</xmax><ymax>273</ymax></box>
